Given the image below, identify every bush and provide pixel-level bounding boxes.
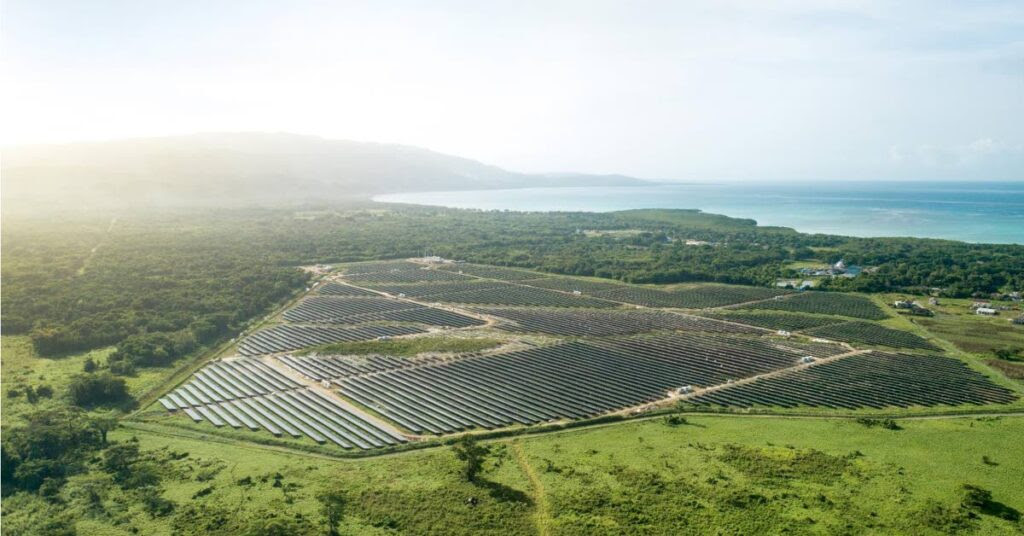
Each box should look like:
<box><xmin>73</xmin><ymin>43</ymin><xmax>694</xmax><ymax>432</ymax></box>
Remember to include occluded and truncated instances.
<box><xmin>664</xmin><ymin>415</ymin><xmax>688</xmax><ymax>426</ymax></box>
<box><xmin>67</xmin><ymin>373</ymin><xmax>131</xmax><ymax>407</ymax></box>
<box><xmin>855</xmin><ymin>418</ymin><xmax>901</xmax><ymax>430</ymax></box>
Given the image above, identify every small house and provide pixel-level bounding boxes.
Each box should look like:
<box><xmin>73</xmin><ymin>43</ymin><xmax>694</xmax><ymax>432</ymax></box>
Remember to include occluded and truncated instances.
<box><xmin>976</xmin><ymin>308</ymin><xmax>998</xmax><ymax>316</ymax></box>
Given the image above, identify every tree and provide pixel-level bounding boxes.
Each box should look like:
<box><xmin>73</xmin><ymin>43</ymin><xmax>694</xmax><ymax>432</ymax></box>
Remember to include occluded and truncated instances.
<box><xmin>93</xmin><ymin>411</ymin><xmax>120</xmax><ymax>444</ymax></box>
<box><xmin>1</xmin><ymin>407</ymin><xmax>106</xmax><ymax>493</ymax></box>
<box><xmin>451</xmin><ymin>436</ymin><xmax>491</xmax><ymax>483</ymax></box>
<box><xmin>317</xmin><ymin>488</ymin><xmax>347</xmax><ymax>535</ymax></box>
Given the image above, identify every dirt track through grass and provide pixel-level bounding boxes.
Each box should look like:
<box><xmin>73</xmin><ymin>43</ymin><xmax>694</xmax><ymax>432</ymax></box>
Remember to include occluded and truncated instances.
<box><xmin>513</xmin><ymin>441</ymin><xmax>550</xmax><ymax>536</ymax></box>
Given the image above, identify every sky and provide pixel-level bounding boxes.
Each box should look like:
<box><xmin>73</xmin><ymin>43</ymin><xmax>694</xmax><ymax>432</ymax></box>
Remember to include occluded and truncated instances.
<box><xmin>2</xmin><ymin>0</ymin><xmax>1022</xmax><ymax>181</ymax></box>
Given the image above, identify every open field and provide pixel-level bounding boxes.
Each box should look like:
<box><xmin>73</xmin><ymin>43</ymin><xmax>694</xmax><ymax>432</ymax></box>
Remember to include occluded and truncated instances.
<box><xmin>1</xmin><ymin>336</ymin><xmax>166</xmax><ymax>425</ymax></box>
<box><xmin>8</xmin><ymin>414</ymin><xmax>1017</xmax><ymax>535</ymax></box>
<box><xmin>913</xmin><ymin>314</ymin><xmax>1024</xmax><ymax>355</ymax></box>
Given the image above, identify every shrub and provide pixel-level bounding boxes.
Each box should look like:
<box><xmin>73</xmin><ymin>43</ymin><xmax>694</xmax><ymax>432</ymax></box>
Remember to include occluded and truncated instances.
<box><xmin>855</xmin><ymin>418</ymin><xmax>901</xmax><ymax>430</ymax></box>
<box><xmin>67</xmin><ymin>373</ymin><xmax>131</xmax><ymax>407</ymax></box>
<box><xmin>664</xmin><ymin>415</ymin><xmax>688</xmax><ymax>426</ymax></box>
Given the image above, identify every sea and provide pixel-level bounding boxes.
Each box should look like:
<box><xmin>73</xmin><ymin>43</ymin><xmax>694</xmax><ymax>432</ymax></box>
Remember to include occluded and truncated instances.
<box><xmin>375</xmin><ymin>181</ymin><xmax>1024</xmax><ymax>244</ymax></box>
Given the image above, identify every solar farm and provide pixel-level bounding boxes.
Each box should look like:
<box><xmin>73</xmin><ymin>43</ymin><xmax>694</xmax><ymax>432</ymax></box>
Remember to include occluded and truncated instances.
<box><xmin>150</xmin><ymin>260</ymin><xmax>1020</xmax><ymax>453</ymax></box>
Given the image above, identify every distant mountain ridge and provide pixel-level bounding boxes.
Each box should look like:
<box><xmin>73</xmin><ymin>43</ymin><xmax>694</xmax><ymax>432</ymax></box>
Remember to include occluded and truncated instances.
<box><xmin>1</xmin><ymin>133</ymin><xmax>648</xmax><ymax>209</ymax></box>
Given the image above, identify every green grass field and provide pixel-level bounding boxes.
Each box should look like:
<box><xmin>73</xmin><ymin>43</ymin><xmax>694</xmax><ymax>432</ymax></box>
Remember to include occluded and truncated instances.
<box><xmin>10</xmin><ymin>414</ymin><xmax>1016</xmax><ymax>535</ymax></box>
<box><xmin>913</xmin><ymin>314</ymin><xmax>1024</xmax><ymax>355</ymax></box>
<box><xmin>1</xmin><ymin>336</ymin><xmax>169</xmax><ymax>426</ymax></box>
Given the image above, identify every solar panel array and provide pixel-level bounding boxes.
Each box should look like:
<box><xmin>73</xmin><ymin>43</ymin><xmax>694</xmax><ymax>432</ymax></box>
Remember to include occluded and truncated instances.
<box><xmin>317</xmin><ymin>282</ymin><xmax>383</xmax><ymax>297</ymax></box>
<box><xmin>159</xmin><ymin>358</ymin><xmax>405</xmax><ymax>449</ymax></box>
<box><xmin>279</xmin><ymin>353</ymin><xmax>452</xmax><ymax>381</ymax></box>
<box><xmin>284</xmin><ymin>296</ymin><xmax>419</xmax><ymax>322</ymax></box>
<box><xmin>281</xmin><ymin>296</ymin><xmax>484</xmax><ymax>326</ymax></box>
<box><xmin>475</xmin><ymin>307</ymin><xmax>763</xmax><ymax>336</ymax></box>
<box><xmin>335</xmin><ymin>333</ymin><xmax>846</xmax><ymax>434</ymax></box>
<box><xmin>688</xmin><ymin>352</ymin><xmax>1017</xmax><ymax>409</ymax></box>
<box><xmin>237</xmin><ymin>324</ymin><xmax>426</xmax><ymax>356</ymax></box>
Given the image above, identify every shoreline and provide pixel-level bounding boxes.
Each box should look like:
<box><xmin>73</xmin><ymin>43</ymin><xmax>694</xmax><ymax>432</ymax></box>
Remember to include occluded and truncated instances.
<box><xmin>373</xmin><ymin>182</ymin><xmax>1024</xmax><ymax>245</ymax></box>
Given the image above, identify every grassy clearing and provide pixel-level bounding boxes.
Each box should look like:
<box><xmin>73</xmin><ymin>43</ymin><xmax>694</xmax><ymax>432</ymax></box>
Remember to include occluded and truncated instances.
<box><xmin>987</xmin><ymin>360</ymin><xmax>1024</xmax><ymax>380</ymax></box>
<box><xmin>296</xmin><ymin>335</ymin><xmax>504</xmax><ymax>356</ymax></box>
<box><xmin>913</xmin><ymin>314</ymin><xmax>1024</xmax><ymax>355</ymax></box>
<box><xmin>0</xmin><ymin>336</ymin><xmax>167</xmax><ymax>425</ymax></box>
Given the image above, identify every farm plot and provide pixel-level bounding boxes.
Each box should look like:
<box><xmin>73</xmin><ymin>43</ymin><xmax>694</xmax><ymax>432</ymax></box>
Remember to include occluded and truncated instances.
<box><xmin>279</xmin><ymin>354</ymin><xmax>451</xmax><ymax>381</ymax></box>
<box><xmin>436</xmin><ymin>263</ymin><xmax>541</xmax><ymax>280</ymax></box>
<box><xmin>335</xmin><ymin>333</ymin><xmax>840</xmax><ymax>434</ymax></box>
<box><xmin>737</xmin><ymin>292</ymin><xmax>888</xmax><ymax>320</ymax></box>
<box><xmin>703</xmin><ymin>311</ymin><xmax>846</xmax><ymax>332</ymax></box>
<box><xmin>802</xmin><ymin>321</ymin><xmax>939</xmax><ymax>350</ymax></box>
<box><xmin>475</xmin><ymin>307</ymin><xmax>762</xmax><ymax>336</ymax></box>
<box><xmin>689</xmin><ymin>351</ymin><xmax>1018</xmax><ymax>409</ymax></box>
<box><xmin>343</xmin><ymin>268</ymin><xmax>474</xmax><ymax>283</ymax></box>
<box><xmin>237</xmin><ymin>325</ymin><xmax>426</xmax><ymax>356</ymax></box>
<box><xmin>590</xmin><ymin>285</ymin><xmax>788</xmax><ymax>309</ymax></box>
<box><xmin>164</xmin><ymin>386</ymin><xmax>405</xmax><ymax>449</ymax></box>
<box><xmin>317</xmin><ymin>282</ymin><xmax>382</xmax><ymax>297</ymax></box>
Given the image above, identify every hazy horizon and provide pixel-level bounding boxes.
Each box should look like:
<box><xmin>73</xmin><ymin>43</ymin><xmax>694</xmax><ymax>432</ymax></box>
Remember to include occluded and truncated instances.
<box><xmin>3</xmin><ymin>1</ymin><xmax>1023</xmax><ymax>182</ymax></box>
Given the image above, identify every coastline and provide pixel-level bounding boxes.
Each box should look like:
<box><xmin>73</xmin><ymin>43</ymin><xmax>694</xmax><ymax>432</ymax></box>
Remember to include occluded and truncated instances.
<box><xmin>374</xmin><ymin>182</ymin><xmax>1024</xmax><ymax>245</ymax></box>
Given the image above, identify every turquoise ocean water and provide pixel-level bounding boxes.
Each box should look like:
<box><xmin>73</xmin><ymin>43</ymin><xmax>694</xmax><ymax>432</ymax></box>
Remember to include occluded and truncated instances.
<box><xmin>375</xmin><ymin>181</ymin><xmax>1024</xmax><ymax>244</ymax></box>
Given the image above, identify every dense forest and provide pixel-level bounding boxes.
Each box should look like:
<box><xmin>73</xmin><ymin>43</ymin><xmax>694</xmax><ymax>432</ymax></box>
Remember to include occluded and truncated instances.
<box><xmin>3</xmin><ymin>204</ymin><xmax>1022</xmax><ymax>370</ymax></box>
